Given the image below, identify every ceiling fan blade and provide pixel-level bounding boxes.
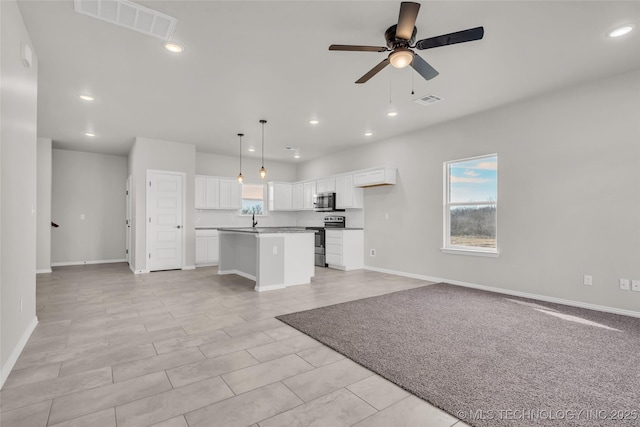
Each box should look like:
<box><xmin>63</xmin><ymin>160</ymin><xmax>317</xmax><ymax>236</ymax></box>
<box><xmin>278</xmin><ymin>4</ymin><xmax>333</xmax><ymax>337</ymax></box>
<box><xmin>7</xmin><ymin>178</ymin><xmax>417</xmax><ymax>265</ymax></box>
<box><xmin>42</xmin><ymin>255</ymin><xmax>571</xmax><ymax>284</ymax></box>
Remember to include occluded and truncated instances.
<box><xmin>411</xmin><ymin>53</ymin><xmax>439</xmax><ymax>81</ymax></box>
<box><xmin>355</xmin><ymin>58</ymin><xmax>390</xmax><ymax>84</ymax></box>
<box><xmin>396</xmin><ymin>2</ymin><xmax>420</xmax><ymax>40</ymax></box>
<box><xmin>329</xmin><ymin>44</ymin><xmax>388</xmax><ymax>53</ymax></box>
<box><xmin>415</xmin><ymin>26</ymin><xmax>484</xmax><ymax>50</ymax></box>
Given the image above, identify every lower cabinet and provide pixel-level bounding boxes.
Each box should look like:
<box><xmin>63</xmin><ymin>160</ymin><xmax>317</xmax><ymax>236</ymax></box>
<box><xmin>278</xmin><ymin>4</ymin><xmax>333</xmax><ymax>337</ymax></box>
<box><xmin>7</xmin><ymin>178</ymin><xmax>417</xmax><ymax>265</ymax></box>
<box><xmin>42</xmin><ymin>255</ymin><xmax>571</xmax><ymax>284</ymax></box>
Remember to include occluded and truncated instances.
<box><xmin>325</xmin><ymin>229</ymin><xmax>364</xmax><ymax>271</ymax></box>
<box><xmin>195</xmin><ymin>229</ymin><xmax>219</xmax><ymax>266</ymax></box>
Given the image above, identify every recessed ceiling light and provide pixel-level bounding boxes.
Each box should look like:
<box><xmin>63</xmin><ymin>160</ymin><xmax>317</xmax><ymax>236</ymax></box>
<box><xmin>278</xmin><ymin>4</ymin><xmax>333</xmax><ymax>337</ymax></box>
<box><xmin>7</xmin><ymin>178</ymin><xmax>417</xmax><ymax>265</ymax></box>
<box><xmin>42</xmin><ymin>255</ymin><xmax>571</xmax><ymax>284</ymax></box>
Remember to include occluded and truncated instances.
<box><xmin>163</xmin><ymin>41</ymin><xmax>184</xmax><ymax>53</ymax></box>
<box><xmin>309</xmin><ymin>119</ymin><xmax>319</xmax><ymax>125</ymax></box>
<box><xmin>78</xmin><ymin>94</ymin><xmax>94</xmax><ymax>101</ymax></box>
<box><xmin>294</xmin><ymin>154</ymin><xmax>301</xmax><ymax>159</ymax></box>
<box><xmin>285</xmin><ymin>146</ymin><xmax>297</xmax><ymax>151</ymax></box>
<box><xmin>607</xmin><ymin>25</ymin><xmax>634</xmax><ymax>38</ymax></box>
<box><xmin>387</xmin><ymin>111</ymin><xmax>398</xmax><ymax>117</ymax></box>
<box><xmin>248</xmin><ymin>147</ymin><xmax>255</xmax><ymax>152</ymax></box>
<box><xmin>85</xmin><ymin>132</ymin><xmax>95</xmax><ymax>137</ymax></box>
<box><xmin>364</xmin><ymin>132</ymin><xmax>373</xmax><ymax>136</ymax></box>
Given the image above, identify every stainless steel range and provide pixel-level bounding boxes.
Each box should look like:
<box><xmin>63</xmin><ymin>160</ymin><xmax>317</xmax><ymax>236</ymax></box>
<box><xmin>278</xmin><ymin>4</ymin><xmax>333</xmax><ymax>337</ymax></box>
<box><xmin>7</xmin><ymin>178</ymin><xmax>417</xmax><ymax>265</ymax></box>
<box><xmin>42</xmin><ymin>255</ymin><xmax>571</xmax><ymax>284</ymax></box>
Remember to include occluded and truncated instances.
<box><xmin>307</xmin><ymin>216</ymin><xmax>346</xmax><ymax>267</ymax></box>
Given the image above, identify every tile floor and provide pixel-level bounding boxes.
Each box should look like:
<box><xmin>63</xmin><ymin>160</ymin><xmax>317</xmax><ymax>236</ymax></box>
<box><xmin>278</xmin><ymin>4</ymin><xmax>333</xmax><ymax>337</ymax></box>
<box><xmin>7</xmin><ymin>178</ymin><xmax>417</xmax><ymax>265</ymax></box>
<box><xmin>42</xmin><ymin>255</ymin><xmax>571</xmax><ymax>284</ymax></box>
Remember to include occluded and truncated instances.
<box><xmin>0</xmin><ymin>263</ymin><xmax>470</xmax><ymax>427</ymax></box>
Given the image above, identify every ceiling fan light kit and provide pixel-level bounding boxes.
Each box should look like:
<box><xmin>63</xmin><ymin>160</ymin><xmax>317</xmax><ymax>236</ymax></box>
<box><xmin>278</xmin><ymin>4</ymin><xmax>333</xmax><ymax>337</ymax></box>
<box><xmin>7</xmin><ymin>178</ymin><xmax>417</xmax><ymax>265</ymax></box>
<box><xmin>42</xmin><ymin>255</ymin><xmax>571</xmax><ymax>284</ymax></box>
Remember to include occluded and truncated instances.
<box><xmin>329</xmin><ymin>1</ymin><xmax>484</xmax><ymax>84</ymax></box>
<box><xmin>389</xmin><ymin>48</ymin><xmax>414</xmax><ymax>68</ymax></box>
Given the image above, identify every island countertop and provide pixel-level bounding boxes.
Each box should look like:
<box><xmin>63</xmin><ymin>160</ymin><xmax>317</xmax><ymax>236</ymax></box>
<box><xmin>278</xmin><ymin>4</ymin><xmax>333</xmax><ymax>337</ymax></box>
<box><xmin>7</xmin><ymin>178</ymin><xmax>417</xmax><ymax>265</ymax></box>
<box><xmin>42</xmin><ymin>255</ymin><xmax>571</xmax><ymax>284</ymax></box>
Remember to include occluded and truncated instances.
<box><xmin>217</xmin><ymin>227</ymin><xmax>315</xmax><ymax>234</ymax></box>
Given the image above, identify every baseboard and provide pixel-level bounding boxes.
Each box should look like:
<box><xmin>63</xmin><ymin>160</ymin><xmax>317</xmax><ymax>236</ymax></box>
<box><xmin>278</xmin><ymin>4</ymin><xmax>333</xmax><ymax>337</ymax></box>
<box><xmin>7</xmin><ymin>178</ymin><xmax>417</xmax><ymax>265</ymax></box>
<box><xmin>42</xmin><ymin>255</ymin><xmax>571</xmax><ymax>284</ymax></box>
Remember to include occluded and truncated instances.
<box><xmin>51</xmin><ymin>259</ymin><xmax>126</xmax><ymax>267</ymax></box>
<box><xmin>1</xmin><ymin>316</ymin><xmax>38</xmax><ymax>388</ymax></box>
<box><xmin>36</xmin><ymin>268</ymin><xmax>52</xmax><ymax>274</ymax></box>
<box><xmin>182</xmin><ymin>265</ymin><xmax>196</xmax><ymax>270</ymax></box>
<box><xmin>364</xmin><ymin>265</ymin><xmax>640</xmax><ymax>319</ymax></box>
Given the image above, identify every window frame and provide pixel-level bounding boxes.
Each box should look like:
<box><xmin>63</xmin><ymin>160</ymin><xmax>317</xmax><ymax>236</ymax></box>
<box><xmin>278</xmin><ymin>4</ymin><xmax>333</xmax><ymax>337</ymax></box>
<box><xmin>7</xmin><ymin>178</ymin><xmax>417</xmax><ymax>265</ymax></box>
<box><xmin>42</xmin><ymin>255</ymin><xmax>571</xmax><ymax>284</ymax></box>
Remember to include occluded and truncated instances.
<box><xmin>442</xmin><ymin>154</ymin><xmax>498</xmax><ymax>257</ymax></box>
<box><xmin>238</xmin><ymin>183</ymin><xmax>268</xmax><ymax>217</ymax></box>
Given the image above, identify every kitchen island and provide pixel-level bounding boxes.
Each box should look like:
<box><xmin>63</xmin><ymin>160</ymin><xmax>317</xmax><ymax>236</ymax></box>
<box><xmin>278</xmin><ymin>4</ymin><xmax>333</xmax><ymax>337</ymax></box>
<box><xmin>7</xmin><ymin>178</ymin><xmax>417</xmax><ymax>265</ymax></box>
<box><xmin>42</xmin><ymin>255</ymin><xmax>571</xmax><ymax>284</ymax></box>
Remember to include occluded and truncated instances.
<box><xmin>217</xmin><ymin>227</ymin><xmax>316</xmax><ymax>292</ymax></box>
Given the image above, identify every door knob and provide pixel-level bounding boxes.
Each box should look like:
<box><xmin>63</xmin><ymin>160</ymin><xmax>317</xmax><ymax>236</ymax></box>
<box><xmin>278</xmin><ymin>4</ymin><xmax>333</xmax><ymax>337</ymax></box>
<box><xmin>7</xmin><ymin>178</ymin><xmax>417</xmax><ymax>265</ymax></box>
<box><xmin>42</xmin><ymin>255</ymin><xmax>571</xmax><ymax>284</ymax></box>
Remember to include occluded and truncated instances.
<box><xmin>176</xmin><ymin>225</ymin><xmax>181</xmax><ymax>229</ymax></box>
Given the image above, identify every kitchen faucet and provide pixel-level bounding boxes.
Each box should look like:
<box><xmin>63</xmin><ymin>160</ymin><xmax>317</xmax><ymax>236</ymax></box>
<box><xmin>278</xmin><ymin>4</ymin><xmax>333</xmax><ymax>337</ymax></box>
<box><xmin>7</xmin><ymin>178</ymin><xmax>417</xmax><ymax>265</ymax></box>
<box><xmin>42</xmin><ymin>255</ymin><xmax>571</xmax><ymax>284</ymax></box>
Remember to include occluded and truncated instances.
<box><xmin>252</xmin><ymin>213</ymin><xmax>258</xmax><ymax>228</ymax></box>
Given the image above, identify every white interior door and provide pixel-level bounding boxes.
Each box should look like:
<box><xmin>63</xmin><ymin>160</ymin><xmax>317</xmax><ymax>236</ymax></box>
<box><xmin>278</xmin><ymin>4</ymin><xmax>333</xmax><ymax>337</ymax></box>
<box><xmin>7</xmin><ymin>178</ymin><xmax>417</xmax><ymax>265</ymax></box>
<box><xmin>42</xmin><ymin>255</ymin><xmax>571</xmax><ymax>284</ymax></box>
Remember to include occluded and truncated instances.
<box><xmin>147</xmin><ymin>171</ymin><xmax>184</xmax><ymax>271</ymax></box>
<box><xmin>126</xmin><ymin>175</ymin><xmax>131</xmax><ymax>265</ymax></box>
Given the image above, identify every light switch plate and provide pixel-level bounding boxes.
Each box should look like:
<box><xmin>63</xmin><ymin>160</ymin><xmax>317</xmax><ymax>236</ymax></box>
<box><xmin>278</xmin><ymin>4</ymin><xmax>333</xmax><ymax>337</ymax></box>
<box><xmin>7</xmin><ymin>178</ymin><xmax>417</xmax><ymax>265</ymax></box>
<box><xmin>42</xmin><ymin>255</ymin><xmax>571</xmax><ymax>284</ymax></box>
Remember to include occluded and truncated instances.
<box><xmin>632</xmin><ymin>280</ymin><xmax>640</xmax><ymax>292</ymax></box>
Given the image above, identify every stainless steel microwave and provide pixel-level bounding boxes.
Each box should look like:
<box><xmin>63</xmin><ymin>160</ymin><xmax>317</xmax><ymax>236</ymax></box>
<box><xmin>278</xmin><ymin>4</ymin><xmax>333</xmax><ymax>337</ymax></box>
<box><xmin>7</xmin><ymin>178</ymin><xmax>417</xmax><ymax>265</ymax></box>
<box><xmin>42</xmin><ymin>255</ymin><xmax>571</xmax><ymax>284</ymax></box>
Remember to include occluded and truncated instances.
<box><xmin>313</xmin><ymin>192</ymin><xmax>336</xmax><ymax>212</ymax></box>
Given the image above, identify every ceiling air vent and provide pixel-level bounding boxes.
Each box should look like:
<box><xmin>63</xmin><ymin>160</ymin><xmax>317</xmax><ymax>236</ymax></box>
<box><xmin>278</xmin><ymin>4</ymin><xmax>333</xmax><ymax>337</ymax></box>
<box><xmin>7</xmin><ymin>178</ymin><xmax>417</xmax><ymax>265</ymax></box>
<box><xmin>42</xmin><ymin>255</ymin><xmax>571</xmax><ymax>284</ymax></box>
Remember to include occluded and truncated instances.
<box><xmin>414</xmin><ymin>94</ymin><xmax>443</xmax><ymax>106</ymax></box>
<box><xmin>74</xmin><ymin>0</ymin><xmax>177</xmax><ymax>41</ymax></box>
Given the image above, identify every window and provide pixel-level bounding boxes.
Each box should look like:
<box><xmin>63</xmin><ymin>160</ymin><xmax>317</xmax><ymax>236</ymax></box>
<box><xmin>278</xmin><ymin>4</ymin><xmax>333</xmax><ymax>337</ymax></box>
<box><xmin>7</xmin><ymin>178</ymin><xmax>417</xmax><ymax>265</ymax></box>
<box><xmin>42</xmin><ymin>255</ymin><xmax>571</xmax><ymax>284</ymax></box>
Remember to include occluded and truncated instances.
<box><xmin>240</xmin><ymin>184</ymin><xmax>265</xmax><ymax>216</ymax></box>
<box><xmin>444</xmin><ymin>154</ymin><xmax>498</xmax><ymax>255</ymax></box>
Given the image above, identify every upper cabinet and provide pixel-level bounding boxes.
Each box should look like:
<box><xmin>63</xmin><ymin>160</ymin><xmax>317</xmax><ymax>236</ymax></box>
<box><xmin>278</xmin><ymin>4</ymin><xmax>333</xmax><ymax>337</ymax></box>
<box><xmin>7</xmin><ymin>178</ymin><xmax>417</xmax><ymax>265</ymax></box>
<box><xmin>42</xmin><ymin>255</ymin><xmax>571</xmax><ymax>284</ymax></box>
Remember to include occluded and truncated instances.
<box><xmin>353</xmin><ymin>167</ymin><xmax>397</xmax><ymax>188</ymax></box>
<box><xmin>316</xmin><ymin>177</ymin><xmax>336</xmax><ymax>194</ymax></box>
<box><xmin>302</xmin><ymin>181</ymin><xmax>317</xmax><ymax>210</ymax></box>
<box><xmin>268</xmin><ymin>182</ymin><xmax>293</xmax><ymax>211</ymax></box>
<box><xmin>196</xmin><ymin>175</ymin><xmax>241</xmax><ymax>210</ymax></box>
<box><xmin>335</xmin><ymin>174</ymin><xmax>363</xmax><ymax>209</ymax></box>
<box><xmin>292</xmin><ymin>182</ymin><xmax>304</xmax><ymax>211</ymax></box>
<box><xmin>219</xmin><ymin>178</ymin><xmax>242</xmax><ymax>210</ymax></box>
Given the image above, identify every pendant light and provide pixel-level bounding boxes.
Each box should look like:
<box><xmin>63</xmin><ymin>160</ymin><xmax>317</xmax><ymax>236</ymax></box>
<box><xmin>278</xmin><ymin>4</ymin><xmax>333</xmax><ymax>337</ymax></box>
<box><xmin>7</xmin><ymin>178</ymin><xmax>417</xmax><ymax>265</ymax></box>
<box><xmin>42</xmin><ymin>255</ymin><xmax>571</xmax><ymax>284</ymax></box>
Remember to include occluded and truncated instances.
<box><xmin>237</xmin><ymin>133</ymin><xmax>244</xmax><ymax>183</ymax></box>
<box><xmin>259</xmin><ymin>119</ymin><xmax>267</xmax><ymax>179</ymax></box>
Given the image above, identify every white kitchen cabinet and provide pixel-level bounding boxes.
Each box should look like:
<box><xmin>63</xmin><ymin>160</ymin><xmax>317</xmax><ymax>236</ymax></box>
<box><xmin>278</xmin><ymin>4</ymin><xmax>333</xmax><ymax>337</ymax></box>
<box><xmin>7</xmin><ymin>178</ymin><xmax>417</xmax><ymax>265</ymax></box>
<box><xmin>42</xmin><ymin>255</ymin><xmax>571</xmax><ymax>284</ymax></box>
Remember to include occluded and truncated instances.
<box><xmin>316</xmin><ymin>177</ymin><xmax>336</xmax><ymax>194</ymax></box>
<box><xmin>195</xmin><ymin>176</ymin><xmax>240</xmax><ymax>210</ymax></box>
<box><xmin>195</xmin><ymin>175</ymin><xmax>219</xmax><ymax>209</ymax></box>
<box><xmin>268</xmin><ymin>182</ymin><xmax>293</xmax><ymax>211</ymax></box>
<box><xmin>292</xmin><ymin>183</ymin><xmax>304</xmax><ymax>211</ymax></box>
<box><xmin>335</xmin><ymin>174</ymin><xmax>363</xmax><ymax>209</ymax></box>
<box><xmin>353</xmin><ymin>167</ymin><xmax>397</xmax><ymax>187</ymax></box>
<box><xmin>325</xmin><ymin>229</ymin><xmax>364</xmax><ymax>271</ymax></box>
<box><xmin>195</xmin><ymin>229</ymin><xmax>219</xmax><ymax>266</ymax></box>
<box><xmin>218</xmin><ymin>178</ymin><xmax>242</xmax><ymax>210</ymax></box>
<box><xmin>302</xmin><ymin>181</ymin><xmax>317</xmax><ymax>210</ymax></box>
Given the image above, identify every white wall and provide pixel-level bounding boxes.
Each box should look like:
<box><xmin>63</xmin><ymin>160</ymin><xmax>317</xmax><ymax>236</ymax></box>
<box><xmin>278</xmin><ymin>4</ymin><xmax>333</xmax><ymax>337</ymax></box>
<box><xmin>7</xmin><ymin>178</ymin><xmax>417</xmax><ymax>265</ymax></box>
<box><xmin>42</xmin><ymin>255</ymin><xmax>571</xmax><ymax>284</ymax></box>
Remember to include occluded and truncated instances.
<box><xmin>1</xmin><ymin>0</ymin><xmax>39</xmax><ymax>386</ymax></box>
<box><xmin>51</xmin><ymin>149</ymin><xmax>127</xmax><ymax>265</ymax></box>
<box><xmin>36</xmin><ymin>138</ymin><xmax>52</xmax><ymax>273</ymax></box>
<box><xmin>129</xmin><ymin>137</ymin><xmax>196</xmax><ymax>273</ymax></box>
<box><xmin>297</xmin><ymin>69</ymin><xmax>640</xmax><ymax>315</ymax></box>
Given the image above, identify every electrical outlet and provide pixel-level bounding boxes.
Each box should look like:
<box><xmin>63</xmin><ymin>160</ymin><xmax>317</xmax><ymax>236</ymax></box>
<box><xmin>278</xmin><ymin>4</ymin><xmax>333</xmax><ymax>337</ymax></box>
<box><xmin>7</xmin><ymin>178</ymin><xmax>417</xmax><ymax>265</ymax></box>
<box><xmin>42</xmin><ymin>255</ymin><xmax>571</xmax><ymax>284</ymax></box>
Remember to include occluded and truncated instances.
<box><xmin>370</xmin><ymin>249</ymin><xmax>376</xmax><ymax>257</ymax></box>
<box><xmin>619</xmin><ymin>279</ymin><xmax>630</xmax><ymax>291</ymax></box>
<box><xmin>583</xmin><ymin>275</ymin><xmax>592</xmax><ymax>286</ymax></box>
<box><xmin>632</xmin><ymin>280</ymin><xmax>640</xmax><ymax>292</ymax></box>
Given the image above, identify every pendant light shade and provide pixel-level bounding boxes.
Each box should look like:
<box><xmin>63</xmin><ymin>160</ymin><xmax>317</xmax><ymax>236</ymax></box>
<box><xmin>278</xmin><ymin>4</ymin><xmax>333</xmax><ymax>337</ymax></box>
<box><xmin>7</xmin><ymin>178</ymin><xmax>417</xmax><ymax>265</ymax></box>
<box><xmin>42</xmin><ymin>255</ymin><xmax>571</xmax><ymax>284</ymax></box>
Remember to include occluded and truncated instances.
<box><xmin>237</xmin><ymin>133</ymin><xmax>244</xmax><ymax>183</ymax></box>
<box><xmin>259</xmin><ymin>119</ymin><xmax>267</xmax><ymax>179</ymax></box>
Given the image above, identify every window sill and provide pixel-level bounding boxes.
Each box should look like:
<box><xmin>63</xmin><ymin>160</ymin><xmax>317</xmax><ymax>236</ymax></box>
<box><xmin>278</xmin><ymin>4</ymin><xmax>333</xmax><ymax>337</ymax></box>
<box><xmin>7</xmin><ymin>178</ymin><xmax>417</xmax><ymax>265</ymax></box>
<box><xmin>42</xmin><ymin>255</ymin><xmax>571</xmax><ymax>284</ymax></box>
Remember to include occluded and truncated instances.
<box><xmin>441</xmin><ymin>247</ymin><xmax>499</xmax><ymax>258</ymax></box>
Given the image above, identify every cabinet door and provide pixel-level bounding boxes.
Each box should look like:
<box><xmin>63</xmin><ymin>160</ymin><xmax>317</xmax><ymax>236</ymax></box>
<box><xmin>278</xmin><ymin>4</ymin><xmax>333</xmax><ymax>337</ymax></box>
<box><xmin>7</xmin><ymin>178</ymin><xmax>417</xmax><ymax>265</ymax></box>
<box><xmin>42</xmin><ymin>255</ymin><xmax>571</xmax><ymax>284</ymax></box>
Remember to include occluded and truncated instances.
<box><xmin>195</xmin><ymin>176</ymin><xmax>206</xmax><ymax>209</ymax></box>
<box><xmin>292</xmin><ymin>183</ymin><xmax>304</xmax><ymax>211</ymax></box>
<box><xmin>219</xmin><ymin>179</ymin><xmax>241</xmax><ymax>209</ymax></box>
<box><xmin>269</xmin><ymin>183</ymin><xmax>293</xmax><ymax>211</ymax></box>
<box><xmin>195</xmin><ymin>237</ymin><xmax>208</xmax><ymax>263</ymax></box>
<box><xmin>207</xmin><ymin>236</ymin><xmax>219</xmax><ymax>263</ymax></box>
<box><xmin>205</xmin><ymin>177</ymin><xmax>219</xmax><ymax>209</ymax></box>
<box><xmin>316</xmin><ymin>177</ymin><xmax>335</xmax><ymax>193</ymax></box>
<box><xmin>303</xmin><ymin>181</ymin><xmax>317</xmax><ymax>210</ymax></box>
<box><xmin>335</xmin><ymin>175</ymin><xmax>353</xmax><ymax>208</ymax></box>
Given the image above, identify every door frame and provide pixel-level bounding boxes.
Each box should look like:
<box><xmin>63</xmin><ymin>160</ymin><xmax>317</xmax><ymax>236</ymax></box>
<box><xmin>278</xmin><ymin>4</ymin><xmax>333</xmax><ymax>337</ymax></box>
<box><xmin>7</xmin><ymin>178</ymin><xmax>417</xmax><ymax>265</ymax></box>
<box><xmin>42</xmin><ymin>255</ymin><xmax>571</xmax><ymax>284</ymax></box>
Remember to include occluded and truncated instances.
<box><xmin>126</xmin><ymin>175</ymin><xmax>131</xmax><ymax>266</ymax></box>
<box><xmin>145</xmin><ymin>169</ymin><xmax>187</xmax><ymax>271</ymax></box>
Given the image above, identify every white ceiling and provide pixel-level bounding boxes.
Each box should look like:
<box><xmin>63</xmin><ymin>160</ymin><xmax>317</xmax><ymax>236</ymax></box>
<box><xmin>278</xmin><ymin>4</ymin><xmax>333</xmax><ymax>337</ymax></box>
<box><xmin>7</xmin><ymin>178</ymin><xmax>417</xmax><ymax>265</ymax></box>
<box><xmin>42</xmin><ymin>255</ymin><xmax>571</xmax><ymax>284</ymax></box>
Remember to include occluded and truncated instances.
<box><xmin>17</xmin><ymin>1</ymin><xmax>640</xmax><ymax>162</ymax></box>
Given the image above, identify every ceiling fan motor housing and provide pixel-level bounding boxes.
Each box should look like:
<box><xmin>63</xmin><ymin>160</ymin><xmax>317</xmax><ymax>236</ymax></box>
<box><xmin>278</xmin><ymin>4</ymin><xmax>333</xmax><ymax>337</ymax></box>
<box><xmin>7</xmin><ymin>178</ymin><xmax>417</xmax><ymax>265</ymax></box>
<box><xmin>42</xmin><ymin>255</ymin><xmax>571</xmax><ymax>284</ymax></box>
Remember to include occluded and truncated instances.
<box><xmin>385</xmin><ymin>24</ymin><xmax>417</xmax><ymax>49</ymax></box>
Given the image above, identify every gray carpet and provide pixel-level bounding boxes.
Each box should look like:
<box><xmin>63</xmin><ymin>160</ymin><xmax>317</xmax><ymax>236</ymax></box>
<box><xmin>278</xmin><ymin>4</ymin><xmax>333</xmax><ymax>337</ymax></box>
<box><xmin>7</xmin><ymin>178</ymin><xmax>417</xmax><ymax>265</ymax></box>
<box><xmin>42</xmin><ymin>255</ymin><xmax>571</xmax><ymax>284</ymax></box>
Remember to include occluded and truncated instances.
<box><xmin>276</xmin><ymin>283</ymin><xmax>640</xmax><ymax>427</ymax></box>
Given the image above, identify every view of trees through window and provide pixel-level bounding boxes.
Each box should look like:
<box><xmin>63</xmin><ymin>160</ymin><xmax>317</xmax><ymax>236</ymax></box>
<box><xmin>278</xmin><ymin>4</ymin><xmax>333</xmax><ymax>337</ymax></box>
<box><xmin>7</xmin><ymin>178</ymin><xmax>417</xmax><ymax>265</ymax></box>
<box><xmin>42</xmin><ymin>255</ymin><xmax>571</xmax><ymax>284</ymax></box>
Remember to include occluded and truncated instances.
<box><xmin>446</xmin><ymin>155</ymin><xmax>497</xmax><ymax>250</ymax></box>
<box><xmin>241</xmin><ymin>184</ymin><xmax>265</xmax><ymax>215</ymax></box>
